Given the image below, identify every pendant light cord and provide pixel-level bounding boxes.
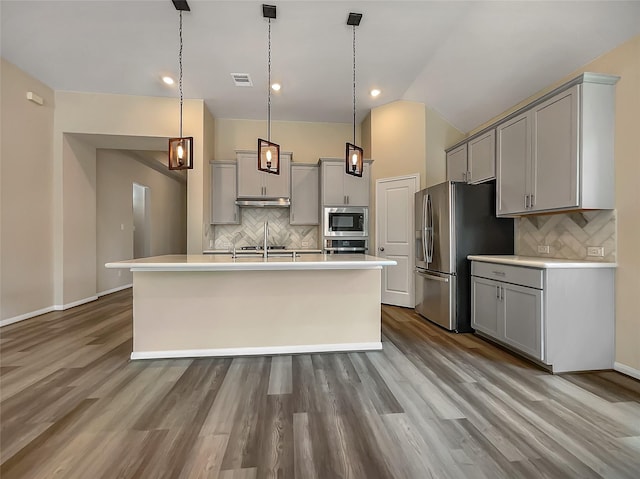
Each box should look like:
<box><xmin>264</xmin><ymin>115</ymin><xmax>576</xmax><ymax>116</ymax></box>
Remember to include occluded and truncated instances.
<box><xmin>352</xmin><ymin>24</ymin><xmax>356</xmax><ymax>144</ymax></box>
<box><xmin>179</xmin><ymin>10</ymin><xmax>184</xmax><ymax>138</ymax></box>
<box><xmin>268</xmin><ymin>18</ymin><xmax>272</xmax><ymax>142</ymax></box>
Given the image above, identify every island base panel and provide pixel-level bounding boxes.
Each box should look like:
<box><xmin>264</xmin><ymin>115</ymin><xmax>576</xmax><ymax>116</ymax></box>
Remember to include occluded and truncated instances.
<box><xmin>131</xmin><ymin>269</ymin><xmax>382</xmax><ymax>358</ymax></box>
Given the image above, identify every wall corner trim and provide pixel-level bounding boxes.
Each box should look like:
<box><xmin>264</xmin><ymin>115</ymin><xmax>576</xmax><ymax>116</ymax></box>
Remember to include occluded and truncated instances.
<box><xmin>98</xmin><ymin>284</ymin><xmax>133</xmax><ymax>297</ymax></box>
<box><xmin>614</xmin><ymin>362</ymin><xmax>640</xmax><ymax>381</ymax></box>
<box><xmin>54</xmin><ymin>296</ymin><xmax>98</xmax><ymax>311</ymax></box>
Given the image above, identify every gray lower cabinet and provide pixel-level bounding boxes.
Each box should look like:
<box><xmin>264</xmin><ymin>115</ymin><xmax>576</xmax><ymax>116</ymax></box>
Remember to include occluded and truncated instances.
<box><xmin>471</xmin><ymin>275</ymin><xmax>543</xmax><ymax>360</ymax></box>
<box><xmin>471</xmin><ymin>260</ymin><xmax>614</xmax><ymax>373</ymax></box>
<box><xmin>210</xmin><ymin>161</ymin><xmax>239</xmax><ymax>224</ymax></box>
<box><xmin>290</xmin><ymin>164</ymin><xmax>319</xmax><ymax>225</ymax></box>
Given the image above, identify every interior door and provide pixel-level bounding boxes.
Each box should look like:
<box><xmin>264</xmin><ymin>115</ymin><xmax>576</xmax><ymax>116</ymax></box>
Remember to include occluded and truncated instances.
<box><xmin>376</xmin><ymin>174</ymin><xmax>419</xmax><ymax>307</ymax></box>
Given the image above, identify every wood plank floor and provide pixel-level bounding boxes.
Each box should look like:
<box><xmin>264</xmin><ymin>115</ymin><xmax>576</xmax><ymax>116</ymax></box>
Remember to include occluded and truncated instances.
<box><xmin>1</xmin><ymin>289</ymin><xmax>639</xmax><ymax>479</ymax></box>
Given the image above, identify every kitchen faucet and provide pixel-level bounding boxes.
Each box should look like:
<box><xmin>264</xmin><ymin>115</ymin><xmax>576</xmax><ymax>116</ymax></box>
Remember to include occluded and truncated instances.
<box><xmin>263</xmin><ymin>221</ymin><xmax>269</xmax><ymax>259</ymax></box>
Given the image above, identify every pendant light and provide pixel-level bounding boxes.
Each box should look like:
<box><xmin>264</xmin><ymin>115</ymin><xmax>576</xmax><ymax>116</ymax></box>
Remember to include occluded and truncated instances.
<box><xmin>346</xmin><ymin>12</ymin><xmax>363</xmax><ymax>178</ymax></box>
<box><xmin>168</xmin><ymin>1</ymin><xmax>193</xmax><ymax>170</ymax></box>
<box><xmin>258</xmin><ymin>4</ymin><xmax>280</xmax><ymax>175</ymax></box>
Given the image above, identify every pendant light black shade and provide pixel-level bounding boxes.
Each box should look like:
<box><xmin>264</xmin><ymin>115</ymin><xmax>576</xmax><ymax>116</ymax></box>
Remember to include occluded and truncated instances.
<box><xmin>258</xmin><ymin>138</ymin><xmax>280</xmax><ymax>175</ymax></box>
<box><xmin>258</xmin><ymin>4</ymin><xmax>280</xmax><ymax>175</ymax></box>
<box><xmin>346</xmin><ymin>143</ymin><xmax>363</xmax><ymax>177</ymax></box>
<box><xmin>168</xmin><ymin>7</ymin><xmax>193</xmax><ymax>170</ymax></box>
<box><xmin>346</xmin><ymin>12</ymin><xmax>363</xmax><ymax>178</ymax></box>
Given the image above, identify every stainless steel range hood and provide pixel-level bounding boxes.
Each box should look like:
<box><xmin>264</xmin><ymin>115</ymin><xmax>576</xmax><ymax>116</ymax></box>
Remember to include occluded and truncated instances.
<box><xmin>235</xmin><ymin>197</ymin><xmax>290</xmax><ymax>207</ymax></box>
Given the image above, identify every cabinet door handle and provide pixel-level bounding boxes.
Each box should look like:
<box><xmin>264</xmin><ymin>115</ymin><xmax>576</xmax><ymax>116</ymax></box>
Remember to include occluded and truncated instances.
<box><xmin>524</xmin><ymin>195</ymin><xmax>528</xmax><ymax>209</ymax></box>
<box><xmin>500</xmin><ymin>286</ymin><xmax>504</xmax><ymax>301</ymax></box>
<box><xmin>463</xmin><ymin>172</ymin><xmax>467</xmax><ymax>181</ymax></box>
<box><xmin>467</xmin><ymin>171</ymin><xmax>471</xmax><ymax>182</ymax></box>
<box><xmin>492</xmin><ymin>271</ymin><xmax>506</xmax><ymax>276</ymax></box>
<box><xmin>347</xmin><ymin>195</ymin><xmax>350</xmax><ymax>204</ymax></box>
<box><xmin>496</xmin><ymin>285</ymin><xmax>500</xmax><ymax>299</ymax></box>
<box><xmin>530</xmin><ymin>194</ymin><xmax>535</xmax><ymax>208</ymax></box>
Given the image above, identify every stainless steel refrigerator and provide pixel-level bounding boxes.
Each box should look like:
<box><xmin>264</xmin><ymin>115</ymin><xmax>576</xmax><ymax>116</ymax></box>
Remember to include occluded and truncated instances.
<box><xmin>415</xmin><ymin>181</ymin><xmax>514</xmax><ymax>332</ymax></box>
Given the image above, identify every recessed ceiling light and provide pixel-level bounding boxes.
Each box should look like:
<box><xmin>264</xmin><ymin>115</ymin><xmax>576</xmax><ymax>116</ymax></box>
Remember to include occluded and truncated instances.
<box><xmin>370</xmin><ymin>89</ymin><xmax>381</xmax><ymax>97</ymax></box>
<box><xmin>271</xmin><ymin>83</ymin><xmax>281</xmax><ymax>91</ymax></box>
<box><xmin>162</xmin><ymin>76</ymin><xmax>175</xmax><ymax>85</ymax></box>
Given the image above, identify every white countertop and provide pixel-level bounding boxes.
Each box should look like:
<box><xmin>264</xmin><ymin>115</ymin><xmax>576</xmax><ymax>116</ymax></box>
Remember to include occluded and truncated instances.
<box><xmin>467</xmin><ymin>255</ymin><xmax>617</xmax><ymax>269</ymax></box>
<box><xmin>106</xmin><ymin>254</ymin><xmax>396</xmax><ymax>272</ymax></box>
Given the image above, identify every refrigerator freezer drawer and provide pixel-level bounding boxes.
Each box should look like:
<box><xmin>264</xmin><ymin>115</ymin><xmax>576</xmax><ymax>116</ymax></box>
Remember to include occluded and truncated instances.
<box><xmin>415</xmin><ymin>269</ymin><xmax>457</xmax><ymax>330</ymax></box>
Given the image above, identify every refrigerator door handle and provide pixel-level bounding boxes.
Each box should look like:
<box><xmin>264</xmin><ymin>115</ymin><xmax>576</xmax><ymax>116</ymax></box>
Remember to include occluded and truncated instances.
<box><xmin>422</xmin><ymin>194</ymin><xmax>429</xmax><ymax>263</ymax></box>
<box><xmin>415</xmin><ymin>269</ymin><xmax>449</xmax><ymax>283</ymax></box>
<box><xmin>426</xmin><ymin>194</ymin><xmax>434</xmax><ymax>263</ymax></box>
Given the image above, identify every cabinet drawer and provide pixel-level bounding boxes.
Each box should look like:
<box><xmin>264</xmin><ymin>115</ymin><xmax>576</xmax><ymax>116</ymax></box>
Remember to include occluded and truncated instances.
<box><xmin>472</xmin><ymin>261</ymin><xmax>543</xmax><ymax>289</ymax></box>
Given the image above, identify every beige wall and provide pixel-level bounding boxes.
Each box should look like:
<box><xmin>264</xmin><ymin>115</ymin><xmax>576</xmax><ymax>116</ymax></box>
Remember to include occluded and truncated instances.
<box><xmin>367</xmin><ymin>101</ymin><xmax>426</xmax><ymax>251</ymax></box>
<box><xmin>96</xmin><ymin>150</ymin><xmax>187</xmax><ymax>294</ymax></box>
<box><xmin>370</xmin><ymin>101</ymin><xmax>426</xmax><ymax>188</ymax></box>
<box><xmin>53</xmin><ymin>91</ymin><xmax>205</xmax><ymax>305</ymax></box>
<box><xmin>214</xmin><ymin>118</ymin><xmax>357</xmax><ymax>164</ymax></box>
<box><xmin>62</xmin><ymin>134</ymin><xmax>97</xmax><ymax>306</ymax></box>
<box><xmin>469</xmin><ymin>35</ymin><xmax>640</xmax><ymax>373</ymax></box>
<box><xmin>426</xmin><ymin>107</ymin><xmax>465</xmax><ymax>187</ymax></box>
<box><xmin>0</xmin><ymin>59</ymin><xmax>55</xmax><ymax>322</ymax></box>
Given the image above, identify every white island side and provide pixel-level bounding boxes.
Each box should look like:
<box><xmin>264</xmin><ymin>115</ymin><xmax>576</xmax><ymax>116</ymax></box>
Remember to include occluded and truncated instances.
<box><xmin>106</xmin><ymin>254</ymin><xmax>396</xmax><ymax>360</ymax></box>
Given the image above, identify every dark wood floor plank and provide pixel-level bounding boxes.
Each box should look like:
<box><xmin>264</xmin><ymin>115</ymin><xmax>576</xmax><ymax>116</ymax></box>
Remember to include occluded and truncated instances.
<box><xmin>1</xmin><ymin>293</ymin><xmax>639</xmax><ymax>478</ymax></box>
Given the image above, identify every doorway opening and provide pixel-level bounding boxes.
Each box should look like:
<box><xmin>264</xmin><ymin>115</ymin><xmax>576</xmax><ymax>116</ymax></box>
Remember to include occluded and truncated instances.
<box><xmin>133</xmin><ymin>183</ymin><xmax>151</xmax><ymax>258</ymax></box>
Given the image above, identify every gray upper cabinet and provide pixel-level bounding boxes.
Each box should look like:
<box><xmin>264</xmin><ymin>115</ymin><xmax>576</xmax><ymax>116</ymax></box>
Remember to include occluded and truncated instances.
<box><xmin>531</xmin><ymin>88</ymin><xmax>578</xmax><ymax>212</ymax></box>
<box><xmin>468</xmin><ymin>130</ymin><xmax>496</xmax><ymax>184</ymax></box>
<box><xmin>210</xmin><ymin>161</ymin><xmax>240</xmax><ymax>225</ymax></box>
<box><xmin>446</xmin><ymin>144</ymin><xmax>467</xmax><ymax>182</ymax></box>
<box><xmin>496</xmin><ymin>74</ymin><xmax>618</xmax><ymax>216</ymax></box>
<box><xmin>496</xmin><ymin>112</ymin><xmax>531</xmax><ymax>216</ymax></box>
<box><xmin>446</xmin><ymin>131</ymin><xmax>495</xmax><ymax>185</ymax></box>
<box><xmin>319</xmin><ymin>158</ymin><xmax>371</xmax><ymax>207</ymax></box>
<box><xmin>236</xmin><ymin>151</ymin><xmax>291</xmax><ymax>198</ymax></box>
<box><xmin>290</xmin><ymin>164</ymin><xmax>319</xmax><ymax>225</ymax></box>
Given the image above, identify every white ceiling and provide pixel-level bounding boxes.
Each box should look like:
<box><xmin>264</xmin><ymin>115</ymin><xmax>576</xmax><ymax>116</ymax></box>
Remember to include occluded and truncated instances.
<box><xmin>2</xmin><ymin>1</ymin><xmax>639</xmax><ymax>133</ymax></box>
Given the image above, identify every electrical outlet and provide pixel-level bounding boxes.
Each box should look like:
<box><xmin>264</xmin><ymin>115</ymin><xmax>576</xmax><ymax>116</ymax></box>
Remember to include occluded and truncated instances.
<box><xmin>587</xmin><ymin>246</ymin><xmax>605</xmax><ymax>257</ymax></box>
<box><xmin>302</xmin><ymin>241</ymin><xmax>310</xmax><ymax>247</ymax></box>
<box><xmin>537</xmin><ymin>245</ymin><xmax>550</xmax><ymax>254</ymax></box>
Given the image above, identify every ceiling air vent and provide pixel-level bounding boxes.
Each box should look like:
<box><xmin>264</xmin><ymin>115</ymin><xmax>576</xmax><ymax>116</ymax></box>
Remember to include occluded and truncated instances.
<box><xmin>231</xmin><ymin>73</ymin><xmax>253</xmax><ymax>87</ymax></box>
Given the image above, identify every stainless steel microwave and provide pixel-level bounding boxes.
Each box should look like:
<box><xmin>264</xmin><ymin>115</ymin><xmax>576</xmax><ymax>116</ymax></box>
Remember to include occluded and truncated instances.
<box><xmin>323</xmin><ymin>207</ymin><xmax>368</xmax><ymax>237</ymax></box>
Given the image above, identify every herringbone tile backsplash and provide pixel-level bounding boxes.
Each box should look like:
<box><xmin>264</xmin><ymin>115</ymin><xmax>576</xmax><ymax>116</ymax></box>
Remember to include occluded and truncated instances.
<box><xmin>516</xmin><ymin>210</ymin><xmax>616</xmax><ymax>261</ymax></box>
<box><xmin>214</xmin><ymin>208</ymin><xmax>319</xmax><ymax>249</ymax></box>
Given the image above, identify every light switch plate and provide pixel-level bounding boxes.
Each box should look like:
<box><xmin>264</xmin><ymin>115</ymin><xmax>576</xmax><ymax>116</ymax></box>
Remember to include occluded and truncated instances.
<box><xmin>587</xmin><ymin>246</ymin><xmax>605</xmax><ymax>257</ymax></box>
<box><xmin>537</xmin><ymin>245</ymin><xmax>550</xmax><ymax>254</ymax></box>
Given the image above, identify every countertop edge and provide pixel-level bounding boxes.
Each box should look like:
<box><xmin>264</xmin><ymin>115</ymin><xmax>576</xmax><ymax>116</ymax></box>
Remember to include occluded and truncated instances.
<box><xmin>467</xmin><ymin>255</ymin><xmax>617</xmax><ymax>269</ymax></box>
<box><xmin>106</xmin><ymin>254</ymin><xmax>397</xmax><ymax>271</ymax></box>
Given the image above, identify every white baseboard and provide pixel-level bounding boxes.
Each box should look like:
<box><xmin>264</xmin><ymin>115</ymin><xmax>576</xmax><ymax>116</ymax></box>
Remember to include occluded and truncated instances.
<box><xmin>130</xmin><ymin>341</ymin><xmax>383</xmax><ymax>360</ymax></box>
<box><xmin>0</xmin><ymin>306</ymin><xmax>56</xmax><ymax>328</ymax></box>
<box><xmin>614</xmin><ymin>362</ymin><xmax>640</xmax><ymax>381</ymax></box>
<box><xmin>54</xmin><ymin>295</ymin><xmax>98</xmax><ymax>311</ymax></box>
<box><xmin>98</xmin><ymin>284</ymin><xmax>132</xmax><ymax>297</ymax></box>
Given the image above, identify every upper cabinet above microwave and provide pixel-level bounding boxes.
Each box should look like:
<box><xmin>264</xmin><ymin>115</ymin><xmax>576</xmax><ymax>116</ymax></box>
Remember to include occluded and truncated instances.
<box><xmin>319</xmin><ymin>158</ymin><xmax>372</xmax><ymax>207</ymax></box>
<box><xmin>496</xmin><ymin>74</ymin><xmax>618</xmax><ymax>216</ymax></box>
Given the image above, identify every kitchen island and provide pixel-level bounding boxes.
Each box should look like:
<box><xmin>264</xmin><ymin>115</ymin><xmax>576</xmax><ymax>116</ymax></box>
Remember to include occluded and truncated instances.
<box><xmin>106</xmin><ymin>254</ymin><xmax>396</xmax><ymax>360</ymax></box>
